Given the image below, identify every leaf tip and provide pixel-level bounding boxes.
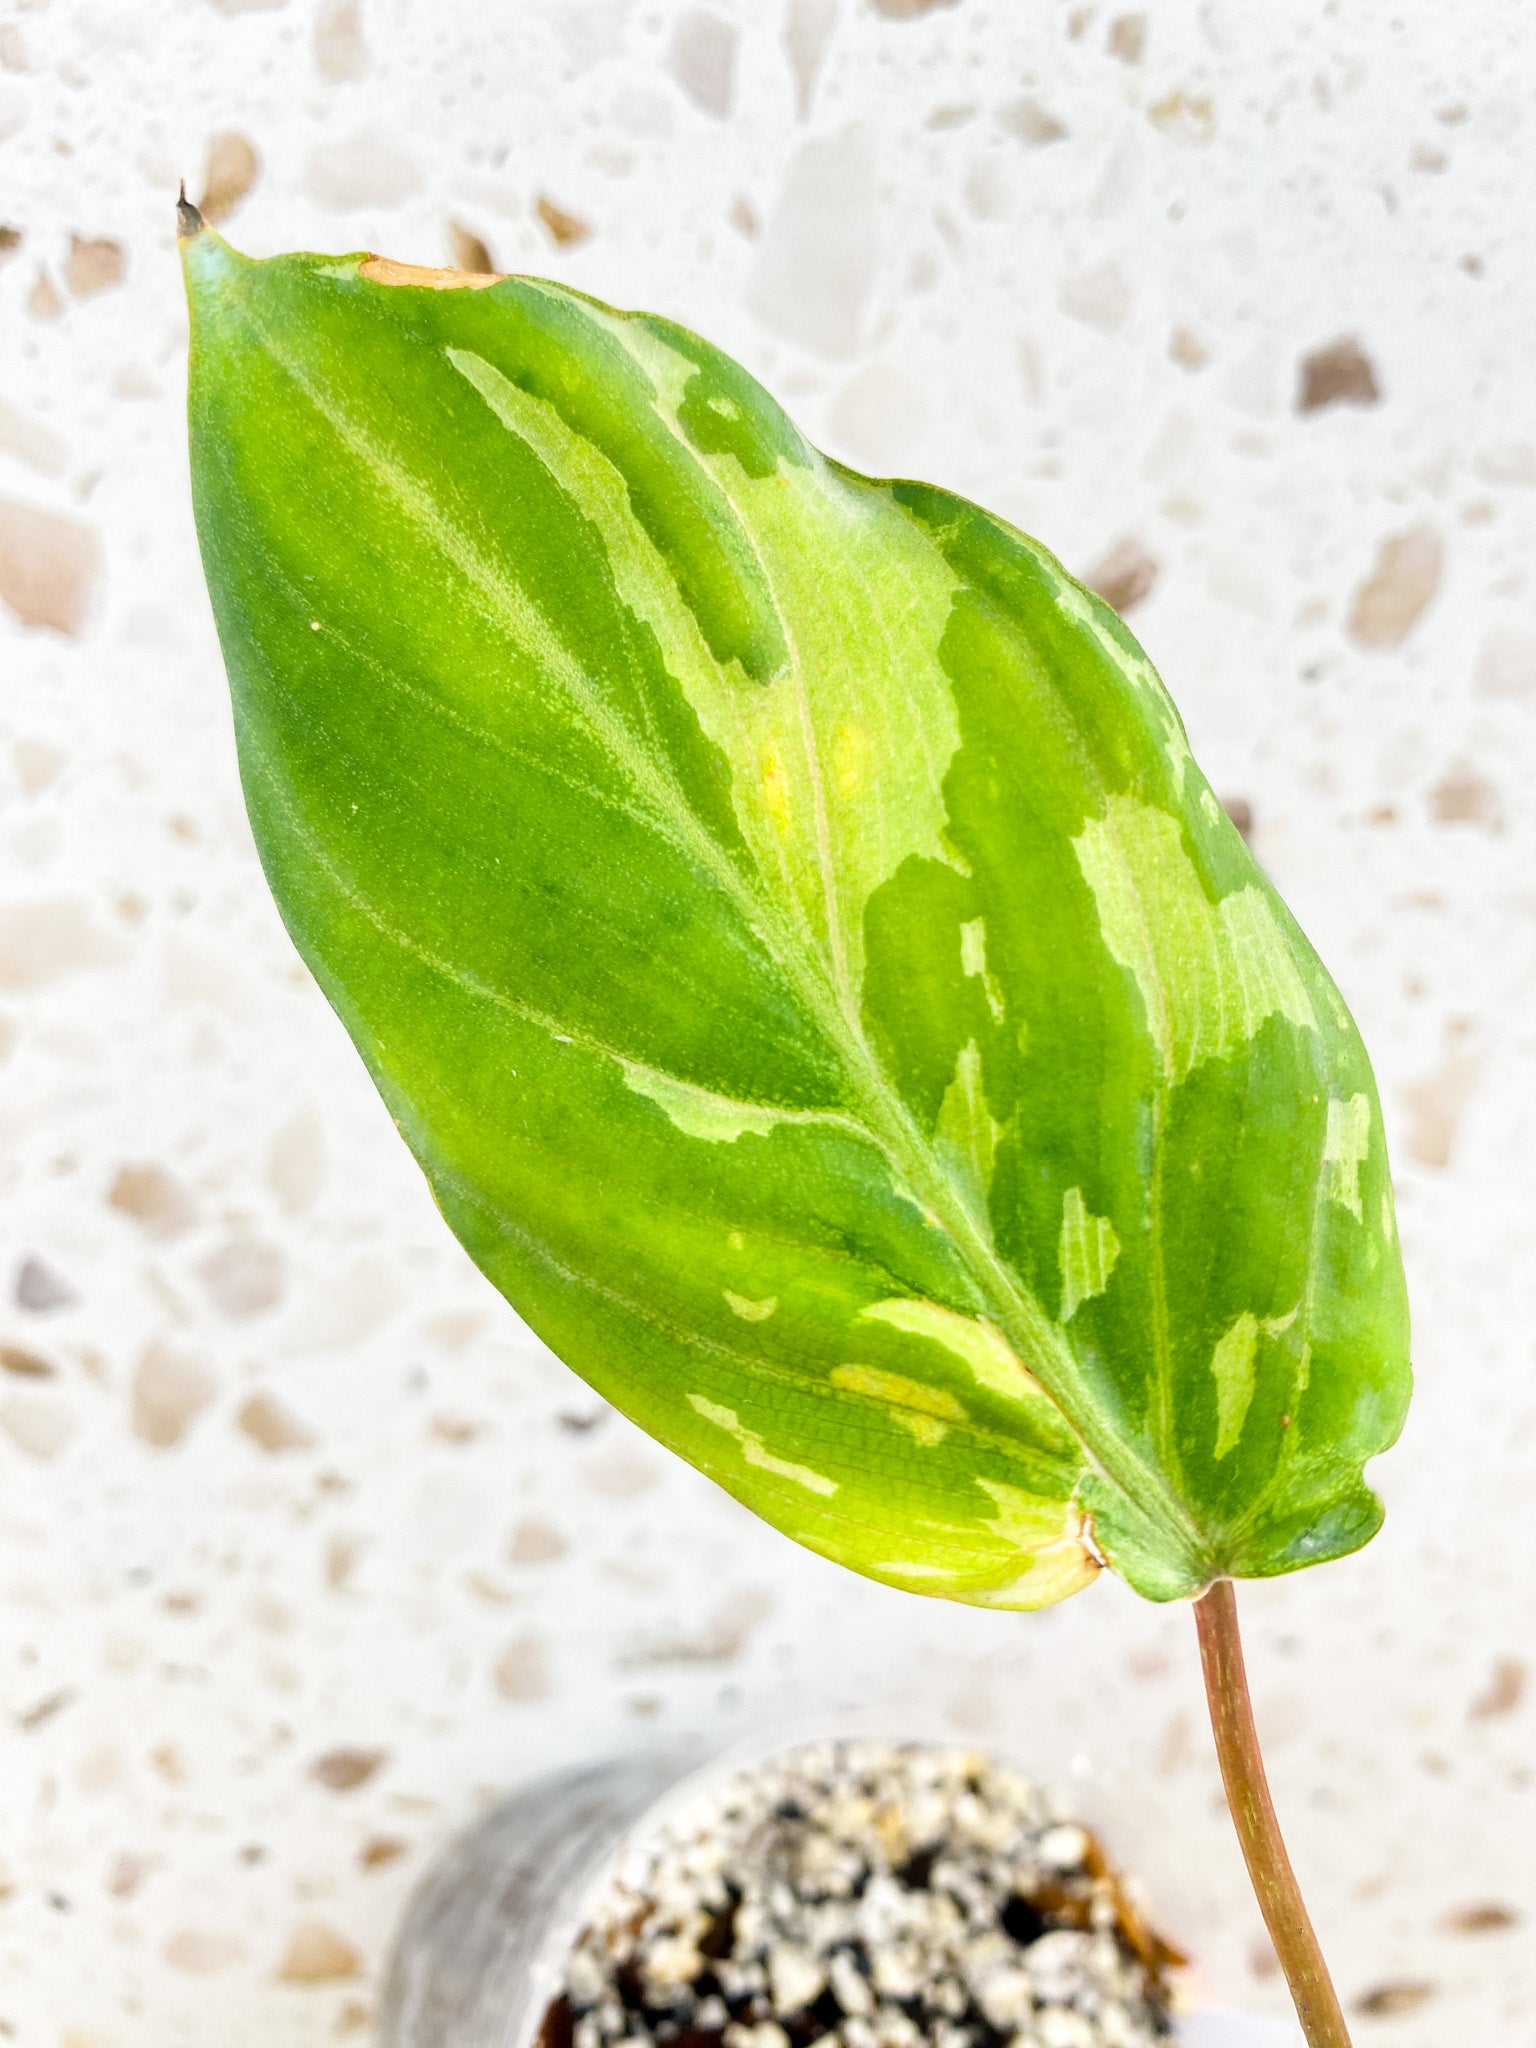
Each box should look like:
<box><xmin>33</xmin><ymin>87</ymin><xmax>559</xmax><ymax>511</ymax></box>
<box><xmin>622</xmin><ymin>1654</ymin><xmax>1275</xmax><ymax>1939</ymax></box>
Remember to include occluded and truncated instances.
<box><xmin>176</xmin><ymin>182</ymin><xmax>205</xmax><ymax>243</ymax></box>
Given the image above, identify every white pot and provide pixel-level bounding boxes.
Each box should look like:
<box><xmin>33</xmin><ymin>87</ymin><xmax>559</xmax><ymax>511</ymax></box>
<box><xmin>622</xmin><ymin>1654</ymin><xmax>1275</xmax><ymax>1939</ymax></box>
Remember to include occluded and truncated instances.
<box><xmin>380</xmin><ymin>1732</ymin><xmax>1299</xmax><ymax>2048</ymax></box>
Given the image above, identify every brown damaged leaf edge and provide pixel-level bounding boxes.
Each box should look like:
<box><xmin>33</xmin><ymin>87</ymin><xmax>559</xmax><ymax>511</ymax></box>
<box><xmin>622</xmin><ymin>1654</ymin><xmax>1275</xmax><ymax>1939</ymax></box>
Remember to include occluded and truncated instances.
<box><xmin>176</xmin><ymin>193</ymin><xmax>505</xmax><ymax>291</ymax></box>
<box><xmin>357</xmin><ymin>257</ymin><xmax>508</xmax><ymax>291</ymax></box>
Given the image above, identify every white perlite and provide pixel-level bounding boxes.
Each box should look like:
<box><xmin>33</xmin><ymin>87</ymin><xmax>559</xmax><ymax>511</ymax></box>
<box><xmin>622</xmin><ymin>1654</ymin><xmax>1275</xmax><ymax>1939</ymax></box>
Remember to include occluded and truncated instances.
<box><xmin>559</xmin><ymin>1743</ymin><xmax>1173</xmax><ymax>2048</ymax></box>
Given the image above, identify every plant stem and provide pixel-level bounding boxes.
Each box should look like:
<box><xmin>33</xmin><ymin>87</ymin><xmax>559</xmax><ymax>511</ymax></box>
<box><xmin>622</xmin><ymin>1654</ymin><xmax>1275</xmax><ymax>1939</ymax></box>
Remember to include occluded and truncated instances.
<box><xmin>1194</xmin><ymin>1579</ymin><xmax>1353</xmax><ymax>2048</ymax></box>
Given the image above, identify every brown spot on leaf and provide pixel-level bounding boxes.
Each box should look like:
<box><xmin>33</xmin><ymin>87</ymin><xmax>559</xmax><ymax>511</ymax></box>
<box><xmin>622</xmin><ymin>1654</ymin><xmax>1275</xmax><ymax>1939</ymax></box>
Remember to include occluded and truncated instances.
<box><xmin>237</xmin><ymin>1392</ymin><xmax>315</xmax><ymax>1454</ymax></box>
<box><xmin>1085</xmin><ymin>538</ymin><xmax>1159</xmax><ymax>616</ymax></box>
<box><xmin>65</xmin><ymin>236</ymin><xmax>124</xmax><ymax>297</ymax></box>
<box><xmin>360</xmin><ymin>1836</ymin><xmax>407</xmax><ymax>1871</ymax></box>
<box><xmin>0</xmin><ymin>499</ymin><xmax>101</xmax><ymax>635</ymax></box>
<box><xmin>1470</xmin><ymin>1657</ymin><xmax>1525</xmax><ymax>1719</ymax></box>
<box><xmin>198</xmin><ymin>132</ymin><xmax>260</xmax><ymax>226</ymax></box>
<box><xmin>310</xmin><ymin>1747</ymin><xmax>388</xmax><ymax>1792</ymax></box>
<box><xmin>536</xmin><ymin>195</ymin><xmax>591</xmax><ymax>247</ymax></box>
<box><xmin>448</xmin><ymin>221</ymin><xmax>496</xmax><ymax>274</ymax></box>
<box><xmin>1347</xmin><ymin>525</ymin><xmax>1441</xmax><ymax>648</ymax></box>
<box><xmin>107</xmin><ymin>1163</ymin><xmax>196</xmax><ymax>1240</ymax></box>
<box><xmin>1442</xmin><ymin>1901</ymin><xmax>1519</xmax><ymax>1934</ymax></box>
<box><xmin>197</xmin><ymin>1239</ymin><xmax>285</xmax><ymax>1319</ymax></box>
<box><xmin>1107</xmin><ymin>13</ymin><xmax>1146</xmax><ymax>62</ymax></box>
<box><xmin>275</xmin><ymin>1921</ymin><xmax>362</xmax><ymax>1986</ymax></box>
<box><xmin>0</xmin><ymin>226</ymin><xmax>21</xmax><ymax>258</ymax></box>
<box><xmin>132</xmin><ymin>1339</ymin><xmax>216</xmax><ymax>1450</ymax></box>
<box><xmin>1356</xmin><ymin>1982</ymin><xmax>1435</xmax><ymax>2018</ymax></box>
<box><xmin>494</xmin><ymin>1633</ymin><xmax>552</xmax><ymax>1702</ymax></box>
<box><xmin>1298</xmin><ymin>336</ymin><xmax>1380</xmax><ymax>413</ymax></box>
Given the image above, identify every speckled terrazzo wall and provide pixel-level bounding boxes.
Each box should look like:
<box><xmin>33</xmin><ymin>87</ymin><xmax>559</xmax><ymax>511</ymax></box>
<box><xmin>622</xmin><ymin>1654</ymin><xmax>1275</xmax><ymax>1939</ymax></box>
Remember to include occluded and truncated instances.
<box><xmin>2</xmin><ymin>2</ymin><xmax>1534</xmax><ymax>2043</ymax></box>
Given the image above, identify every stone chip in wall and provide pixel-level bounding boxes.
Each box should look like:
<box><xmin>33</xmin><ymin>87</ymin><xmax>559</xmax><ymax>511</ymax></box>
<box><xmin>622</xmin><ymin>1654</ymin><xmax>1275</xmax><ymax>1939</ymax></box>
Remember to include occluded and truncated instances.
<box><xmin>1348</xmin><ymin>525</ymin><xmax>1441</xmax><ymax>648</ymax></box>
<box><xmin>537</xmin><ymin>195</ymin><xmax>591</xmax><ymax>247</ymax></box>
<box><xmin>15</xmin><ymin>1254</ymin><xmax>75</xmax><ymax>1311</ymax></box>
<box><xmin>198</xmin><ymin>132</ymin><xmax>260</xmax><ymax>225</ymax></box>
<box><xmin>1475</xmin><ymin>626</ymin><xmax>1536</xmax><ymax>698</ymax></box>
<box><xmin>0</xmin><ymin>1390</ymin><xmax>77</xmax><ymax>1460</ymax></box>
<box><xmin>237</xmin><ymin>1391</ymin><xmax>314</xmax><ymax>1453</ymax></box>
<box><xmin>998</xmin><ymin>97</ymin><xmax>1067</xmax><ymax>146</ymax></box>
<box><xmin>1058</xmin><ymin>263</ymin><xmax>1131</xmax><ymax>333</ymax></box>
<box><xmin>0</xmin><ymin>398</ymin><xmax>67</xmax><ymax>477</ymax></box>
<box><xmin>314</xmin><ymin>0</ymin><xmax>368</xmax><ymax>81</ymax></box>
<box><xmin>107</xmin><ymin>1163</ymin><xmax>196</xmax><ymax>1239</ymax></box>
<box><xmin>65</xmin><ymin>236</ymin><xmax>124</xmax><ymax>296</ymax></box>
<box><xmin>749</xmin><ymin>128</ymin><xmax>875</xmax><ymax>359</ymax></box>
<box><xmin>132</xmin><ymin>1339</ymin><xmax>217</xmax><ymax>1450</ymax></box>
<box><xmin>0</xmin><ymin>498</ymin><xmax>101</xmax><ymax>635</ymax></box>
<box><xmin>494</xmin><ymin>1632</ymin><xmax>552</xmax><ymax>1702</ymax></box>
<box><xmin>783</xmin><ymin>0</ymin><xmax>838</xmax><ymax>118</ymax></box>
<box><xmin>198</xmin><ymin>1239</ymin><xmax>286</xmax><ymax>1319</ymax></box>
<box><xmin>1297</xmin><ymin>336</ymin><xmax>1380</xmax><ymax>413</ymax></box>
<box><xmin>310</xmin><ymin>1747</ymin><xmax>388</xmax><ymax>1791</ymax></box>
<box><xmin>274</xmin><ymin>1922</ymin><xmax>362</xmax><ymax>1985</ymax></box>
<box><xmin>448</xmin><ymin>221</ymin><xmax>496</xmax><ymax>274</ymax></box>
<box><xmin>1084</xmin><ymin>537</ymin><xmax>1158</xmax><ymax>616</ymax></box>
<box><xmin>668</xmin><ymin>10</ymin><xmax>737</xmax><ymax>119</ymax></box>
<box><xmin>306</xmin><ymin>129</ymin><xmax>421</xmax><ymax>210</ymax></box>
<box><xmin>0</xmin><ymin>899</ymin><xmax>122</xmax><ymax>990</ymax></box>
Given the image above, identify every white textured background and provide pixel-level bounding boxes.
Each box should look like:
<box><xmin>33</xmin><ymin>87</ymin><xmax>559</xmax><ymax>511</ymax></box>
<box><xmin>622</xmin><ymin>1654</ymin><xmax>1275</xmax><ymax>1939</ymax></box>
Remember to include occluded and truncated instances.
<box><xmin>2</xmin><ymin>1</ymin><xmax>1534</xmax><ymax>2042</ymax></box>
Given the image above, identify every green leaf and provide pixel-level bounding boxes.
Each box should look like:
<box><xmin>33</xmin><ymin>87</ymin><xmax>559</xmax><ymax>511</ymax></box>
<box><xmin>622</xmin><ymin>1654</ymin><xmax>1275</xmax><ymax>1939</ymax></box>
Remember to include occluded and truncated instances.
<box><xmin>182</xmin><ymin>227</ymin><xmax>1411</xmax><ymax>1608</ymax></box>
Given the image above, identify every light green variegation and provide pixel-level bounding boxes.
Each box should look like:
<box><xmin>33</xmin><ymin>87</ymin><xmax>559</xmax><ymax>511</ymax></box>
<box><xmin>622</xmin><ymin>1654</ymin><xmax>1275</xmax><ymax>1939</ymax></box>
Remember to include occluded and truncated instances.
<box><xmin>181</xmin><ymin>227</ymin><xmax>1410</xmax><ymax>1609</ymax></box>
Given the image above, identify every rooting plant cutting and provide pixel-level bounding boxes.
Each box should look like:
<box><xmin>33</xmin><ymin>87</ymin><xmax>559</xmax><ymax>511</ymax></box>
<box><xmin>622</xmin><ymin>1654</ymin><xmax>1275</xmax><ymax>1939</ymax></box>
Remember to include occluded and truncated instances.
<box><xmin>179</xmin><ymin>198</ymin><xmax>1411</xmax><ymax>2048</ymax></box>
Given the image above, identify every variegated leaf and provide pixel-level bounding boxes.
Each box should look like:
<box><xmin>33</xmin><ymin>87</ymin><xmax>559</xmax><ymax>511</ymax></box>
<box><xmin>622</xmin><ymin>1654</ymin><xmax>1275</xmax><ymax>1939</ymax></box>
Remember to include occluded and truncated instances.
<box><xmin>182</xmin><ymin>222</ymin><xmax>1411</xmax><ymax>1607</ymax></box>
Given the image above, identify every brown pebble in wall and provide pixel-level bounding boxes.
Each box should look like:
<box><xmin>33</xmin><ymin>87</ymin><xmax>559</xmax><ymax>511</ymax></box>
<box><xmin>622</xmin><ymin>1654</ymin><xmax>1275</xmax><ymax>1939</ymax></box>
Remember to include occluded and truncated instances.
<box><xmin>0</xmin><ymin>499</ymin><xmax>100</xmax><ymax>635</ymax></box>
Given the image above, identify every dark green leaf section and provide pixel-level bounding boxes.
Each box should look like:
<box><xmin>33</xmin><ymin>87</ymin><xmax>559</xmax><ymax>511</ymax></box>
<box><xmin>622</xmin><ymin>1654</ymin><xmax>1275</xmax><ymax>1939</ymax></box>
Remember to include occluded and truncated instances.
<box><xmin>183</xmin><ymin>226</ymin><xmax>1410</xmax><ymax>1609</ymax></box>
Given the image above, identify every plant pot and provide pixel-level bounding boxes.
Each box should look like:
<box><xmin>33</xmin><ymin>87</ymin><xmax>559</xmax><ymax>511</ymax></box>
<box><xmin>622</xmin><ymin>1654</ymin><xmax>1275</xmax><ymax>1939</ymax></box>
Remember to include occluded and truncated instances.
<box><xmin>379</xmin><ymin>1728</ymin><xmax>1301</xmax><ymax>2048</ymax></box>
